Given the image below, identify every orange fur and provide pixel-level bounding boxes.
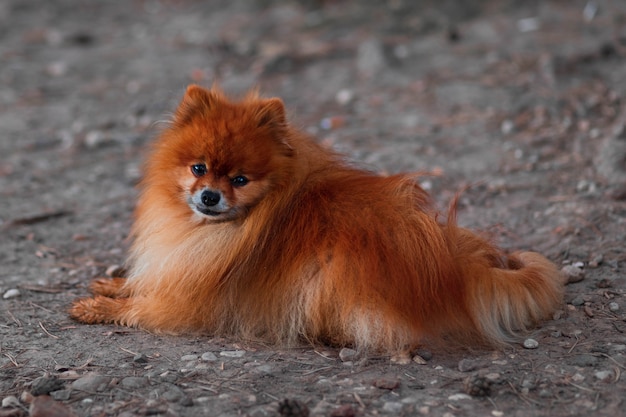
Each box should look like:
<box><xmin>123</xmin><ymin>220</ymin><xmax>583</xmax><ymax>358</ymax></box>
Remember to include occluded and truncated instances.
<box><xmin>70</xmin><ymin>85</ymin><xmax>565</xmax><ymax>353</ymax></box>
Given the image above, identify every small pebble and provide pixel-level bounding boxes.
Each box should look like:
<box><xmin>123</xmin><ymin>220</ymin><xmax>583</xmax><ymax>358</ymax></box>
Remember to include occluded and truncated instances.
<box><xmin>448</xmin><ymin>393</ymin><xmax>472</xmax><ymax>401</ymax></box>
<box><xmin>3</xmin><ymin>289</ymin><xmax>21</xmax><ymax>299</ymax></box>
<box><xmin>382</xmin><ymin>401</ymin><xmax>403</xmax><ymax>413</ymax></box>
<box><xmin>220</xmin><ymin>350</ymin><xmax>245</xmax><ymax>358</ymax></box>
<box><xmin>72</xmin><ymin>374</ymin><xmax>111</xmax><ymax>392</ymax></box>
<box><xmin>373</xmin><ymin>378</ymin><xmax>400</xmax><ymax>390</ymax></box>
<box><xmin>133</xmin><ymin>353</ymin><xmax>148</xmax><ymax>363</ymax></box>
<box><xmin>335</xmin><ymin>89</ymin><xmax>354</xmax><ymax>106</ymax></box>
<box><xmin>561</xmin><ymin>265</ymin><xmax>585</xmax><ymax>284</ymax></box>
<box><xmin>31</xmin><ymin>376</ymin><xmax>65</xmax><ymax>395</ymax></box>
<box><xmin>2</xmin><ymin>396</ymin><xmax>20</xmax><ymax>408</ymax></box>
<box><xmin>180</xmin><ymin>354</ymin><xmax>198</xmax><ymax>362</ymax></box>
<box><xmin>338</xmin><ymin>348</ymin><xmax>357</xmax><ymax>362</ymax></box>
<box><xmin>50</xmin><ymin>389</ymin><xmax>71</xmax><ymax>401</ymax></box>
<box><xmin>120</xmin><ymin>376</ymin><xmax>148</xmax><ymax>389</ymax></box>
<box><xmin>201</xmin><ymin>352</ymin><xmax>218</xmax><ymax>361</ymax></box>
<box><xmin>609</xmin><ymin>302</ymin><xmax>620</xmax><ymax>312</ymax></box>
<box><xmin>458</xmin><ymin>358</ymin><xmax>481</xmax><ymax>372</ymax></box>
<box><xmin>523</xmin><ymin>338</ymin><xmax>539</xmax><ymax>349</ymax></box>
<box><xmin>412</xmin><ymin>355</ymin><xmax>427</xmax><ymax>365</ymax></box>
<box><xmin>500</xmin><ymin>119</ymin><xmax>515</xmax><ymax>135</ymax></box>
<box><xmin>570</xmin><ymin>295</ymin><xmax>585</xmax><ymax>306</ymax></box>
<box><xmin>588</xmin><ymin>254</ymin><xmax>603</xmax><ymax>268</ymax></box>
<box><xmin>594</xmin><ymin>370</ymin><xmax>614</xmax><ymax>381</ymax></box>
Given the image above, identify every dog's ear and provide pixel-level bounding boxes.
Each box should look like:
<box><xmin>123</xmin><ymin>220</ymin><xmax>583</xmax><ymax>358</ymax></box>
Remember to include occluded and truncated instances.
<box><xmin>256</xmin><ymin>98</ymin><xmax>286</xmax><ymax>129</ymax></box>
<box><xmin>174</xmin><ymin>85</ymin><xmax>221</xmax><ymax>126</ymax></box>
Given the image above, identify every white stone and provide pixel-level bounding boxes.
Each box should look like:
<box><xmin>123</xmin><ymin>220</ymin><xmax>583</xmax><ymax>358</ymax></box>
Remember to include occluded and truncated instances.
<box><xmin>2</xmin><ymin>289</ymin><xmax>20</xmax><ymax>299</ymax></box>
<box><xmin>219</xmin><ymin>350</ymin><xmax>245</xmax><ymax>358</ymax></box>
<box><xmin>523</xmin><ymin>338</ymin><xmax>539</xmax><ymax>349</ymax></box>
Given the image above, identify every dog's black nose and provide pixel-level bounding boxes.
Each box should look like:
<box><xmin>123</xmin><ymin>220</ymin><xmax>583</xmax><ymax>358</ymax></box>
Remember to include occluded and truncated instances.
<box><xmin>201</xmin><ymin>190</ymin><xmax>221</xmax><ymax>206</ymax></box>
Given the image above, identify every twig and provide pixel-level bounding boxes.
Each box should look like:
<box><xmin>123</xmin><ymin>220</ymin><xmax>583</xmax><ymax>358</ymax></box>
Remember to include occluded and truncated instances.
<box><xmin>505</xmin><ymin>380</ymin><xmax>540</xmax><ymax>406</ymax></box>
<box><xmin>28</xmin><ymin>301</ymin><xmax>54</xmax><ymax>314</ymax></box>
<box><xmin>4</xmin><ymin>210</ymin><xmax>71</xmax><ymax>227</ymax></box>
<box><xmin>595</xmin><ymin>353</ymin><xmax>626</xmax><ymax>370</ymax></box>
<box><xmin>20</xmin><ymin>285</ymin><xmax>63</xmax><ymax>294</ymax></box>
<box><xmin>39</xmin><ymin>321</ymin><xmax>60</xmax><ymax>339</ymax></box>
<box><xmin>486</xmin><ymin>396</ymin><xmax>499</xmax><ymax>412</ymax></box>
<box><xmin>567</xmin><ymin>334</ymin><xmax>580</xmax><ymax>354</ymax></box>
<box><xmin>313</xmin><ymin>350</ymin><xmax>335</xmax><ymax>360</ymax></box>
<box><xmin>6</xmin><ymin>310</ymin><xmax>21</xmax><ymax>326</ymax></box>
<box><xmin>119</xmin><ymin>346</ymin><xmax>139</xmax><ymax>356</ymax></box>
<box><xmin>263</xmin><ymin>392</ymin><xmax>279</xmax><ymax>401</ymax></box>
<box><xmin>353</xmin><ymin>392</ymin><xmax>366</xmax><ymax>408</ymax></box>
<box><xmin>195</xmin><ymin>384</ymin><xmax>219</xmax><ymax>394</ymax></box>
<box><xmin>567</xmin><ymin>381</ymin><xmax>596</xmax><ymax>392</ymax></box>
<box><xmin>300</xmin><ymin>366</ymin><xmax>333</xmax><ymax>376</ymax></box>
<box><xmin>3</xmin><ymin>353</ymin><xmax>19</xmax><ymax>368</ymax></box>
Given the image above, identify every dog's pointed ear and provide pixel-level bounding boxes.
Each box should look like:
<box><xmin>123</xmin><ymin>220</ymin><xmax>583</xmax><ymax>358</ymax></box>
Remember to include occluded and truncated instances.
<box><xmin>174</xmin><ymin>85</ymin><xmax>219</xmax><ymax>126</ymax></box>
<box><xmin>257</xmin><ymin>98</ymin><xmax>286</xmax><ymax>128</ymax></box>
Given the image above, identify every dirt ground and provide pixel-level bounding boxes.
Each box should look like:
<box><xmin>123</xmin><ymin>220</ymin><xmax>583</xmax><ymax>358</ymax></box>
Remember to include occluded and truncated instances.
<box><xmin>1</xmin><ymin>1</ymin><xmax>626</xmax><ymax>416</ymax></box>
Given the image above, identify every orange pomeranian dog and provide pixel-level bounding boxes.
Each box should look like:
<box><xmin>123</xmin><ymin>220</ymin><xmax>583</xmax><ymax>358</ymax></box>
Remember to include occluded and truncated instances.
<box><xmin>70</xmin><ymin>85</ymin><xmax>564</xmax><ymax>354</ymax></box>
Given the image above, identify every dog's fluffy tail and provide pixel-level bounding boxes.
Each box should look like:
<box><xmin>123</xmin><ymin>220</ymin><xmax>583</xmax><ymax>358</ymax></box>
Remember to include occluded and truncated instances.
<box><xmin>466</xmin><ymin>249</ymin><xmax>564</xmax><ymax>344</ymax></box>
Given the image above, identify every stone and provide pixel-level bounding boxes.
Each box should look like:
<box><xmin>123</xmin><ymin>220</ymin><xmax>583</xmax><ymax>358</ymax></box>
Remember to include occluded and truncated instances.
<box><xmin>120</xmin><ymin>376</ymin><xmax>148</xmax><ymax>389</ymax></box>
<box><xmin>523</xmin><ymin>338</ymin><xmax>539</xmax><ymax>349</ymax></box>
<box><xmin>382</xmin><ymin>401</ymin><xmax>403</xmax><ymax>413</ymax></box>
<box><xmin>71</xmin><ymin>374</ymin><xmax>111</xmax><ymax>392</ymax></box>
<box><xmin>594</xmin><ymin>370</ymin><xmax>614</xmax><ymax>381</ymax></box>
<box><xmin>561</xmin><ymin>265</ymin><xmax>585</xmax><ymax>284</ymax></box>
<box><xmin>133</xmin><ymin>353</ymin><xmax>148</xmax><ymax>363</ymax></box>
<box><xmin>458</xmin><ymin>358</ymin><xmax>483</xmax><ymax>372</ymax></box>
<box><xmin>2</xmin><ymin>289</ymin><xmax>20</xmax><ymax>299</ymax></box>
<box><xmin>448</xmin><ymin>393</ymin><xmax>472</xmax><ymax>401</ymax></box>
<box><xmin>180</xmin><ymin>354</ymin><xmax>198</xmax><ymax>362</ymax></box>
<box><xmin>2</xmin><ymin>396</ymin><xmax>20</xmax><ymax>408</ymax></box>
<box><xmin>201</xmin><ymin>352</ymin><xmax>218</xmax><ymax>361</ymax></box>
<box><xmin>338</xmin><ymin>348</ymin><xmax>357</xmax><ymax>362</ymax></box>
<box><xmin>31</xmin><ymin>376</ymin><xmax>65</xmax><ymax>396</ymax></box>
<box><xmin>219</xmin><ymin>350</ymin><xmax>245</xmax><ymax>358</ymax></box>
<box><xmin>373</xmin><ymin>378</ymin><xmax>400</xmax><ymax>390</ymax></box>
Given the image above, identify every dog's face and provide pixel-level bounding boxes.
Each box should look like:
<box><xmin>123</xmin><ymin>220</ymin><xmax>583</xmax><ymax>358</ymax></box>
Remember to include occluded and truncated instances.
<box><xmin>157</xmin><ymin>85</ymin><xmax>294</xmax><ymax>223</ymax></box>
<box><xmin>182</xmin><ymin>158</ymin><xmax>273</xmax><ymax>223</ymax></box>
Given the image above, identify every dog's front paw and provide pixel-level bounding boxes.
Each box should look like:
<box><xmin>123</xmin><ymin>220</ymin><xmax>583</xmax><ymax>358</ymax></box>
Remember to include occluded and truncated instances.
<box><xmin>69</xmin><ymin>296</ymin><xmax>128</xmax><ymax>324</ymax></box>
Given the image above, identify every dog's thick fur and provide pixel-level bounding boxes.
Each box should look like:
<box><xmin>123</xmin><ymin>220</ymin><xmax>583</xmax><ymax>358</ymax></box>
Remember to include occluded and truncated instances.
<box><xmin>70</xmin><ymin>85</ymin><xmax>564</xmax><ymax>354</ymax></box>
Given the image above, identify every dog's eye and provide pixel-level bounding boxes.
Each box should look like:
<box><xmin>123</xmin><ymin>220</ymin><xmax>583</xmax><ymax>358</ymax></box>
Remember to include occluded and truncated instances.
<box><xmin>191</xmin><ymin>163</ymin><xmax>207</xmax><ymax>177</ymax></box>
<box><xmin>230</xmin><ymin>175</ymin><xmax>249</xmax><ymax>187</ymax></box>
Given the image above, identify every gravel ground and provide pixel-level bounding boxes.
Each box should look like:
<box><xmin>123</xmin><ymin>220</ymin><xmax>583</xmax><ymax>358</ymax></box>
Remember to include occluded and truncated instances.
<box><xmin>1</xmin><ymin>1</ymin><xmax>626</xmax><ymax>416</ymax></box>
